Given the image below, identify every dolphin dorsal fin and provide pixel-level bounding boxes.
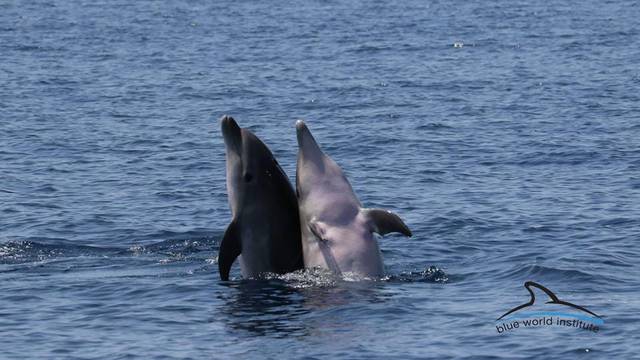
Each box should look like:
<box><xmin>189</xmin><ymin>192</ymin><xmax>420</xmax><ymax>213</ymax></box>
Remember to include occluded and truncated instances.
<box><xmin>218</xmin><ymin>220</ymin><xmax>242</xmax><ymax>280</ymax></box>
<box><xmin>362</xmin><ymin>208</ymin><xmax>412</xmax><ymax>237</ymax></box>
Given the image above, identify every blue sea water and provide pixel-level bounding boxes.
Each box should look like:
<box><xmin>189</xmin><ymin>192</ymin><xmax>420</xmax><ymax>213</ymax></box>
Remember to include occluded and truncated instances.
<box><xmin>1</xmin><ymin>0</ymin><xmax>639</xmax><ymax>358</ymax></box>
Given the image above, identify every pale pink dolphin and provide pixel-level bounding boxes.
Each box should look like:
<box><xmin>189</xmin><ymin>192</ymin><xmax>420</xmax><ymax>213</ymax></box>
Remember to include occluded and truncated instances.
<box><xmin>295</xmin><ymin>120</ymin><xmax>412</xmax><ymax>278</ymax></box>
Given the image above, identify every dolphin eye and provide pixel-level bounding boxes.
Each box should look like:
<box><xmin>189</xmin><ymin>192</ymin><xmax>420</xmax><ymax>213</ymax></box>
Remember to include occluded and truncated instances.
<box><xmin>243</xmin><ymin>173</ymin><xmax>253</xmax><ymax>182</ymax></box>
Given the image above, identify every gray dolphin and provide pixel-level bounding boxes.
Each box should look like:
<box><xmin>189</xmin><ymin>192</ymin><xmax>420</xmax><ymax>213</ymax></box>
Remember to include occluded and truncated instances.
<box><xmin>295</xmin><ymin>120</ymin><xmax>412</xmax><ymax>278</ymax></box>
<box><xmin>219</xmin><ymin>115</ymin><xmax>303</xmax><ymax>280</ymax></box>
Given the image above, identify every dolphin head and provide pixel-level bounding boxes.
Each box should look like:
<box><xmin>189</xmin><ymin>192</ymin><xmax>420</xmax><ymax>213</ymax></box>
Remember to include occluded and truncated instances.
<box><xmin>296</xmin><ymin>120</ymin><xmax>325</xmax><ymax>168</ymax></box>
<box><xmin>295</xmin><ymin>119</ymin><xmax>362</xmax><ymax>215</ymax></box>
<box><xmin>296</xmin><ymin>120</ymin><xmax>338</xmax><ymax>198</ymax></box>
<box><xmin>296</xmin><ymin>120</ymin><xmax>324</xmax><ymax>198</ymax></box>
<box><xmin>295</xmin><ymin>120</ymin><xmax>354</xmax><ymax>201</ymax></box>
<box><xmin>221</xmin><ymin>115</ymin><xmax>287</xmax><ymax>216</ymax></box>
<box><xmin>221</xmin><ymin>116</ymin><xmax>242</xmax><ymax>214</ymax></box>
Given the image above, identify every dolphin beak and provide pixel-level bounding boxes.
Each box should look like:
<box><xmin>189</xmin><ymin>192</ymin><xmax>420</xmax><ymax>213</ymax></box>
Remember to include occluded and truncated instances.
<box><xmin>296</xmin><ymin>120</ymin><xmax>322</xmax><ymax>155</ymax></box>
<box><xmin>221</xmin><ymin>115</ymin><xmax>242</xmax><ymax>155</ymax></box>
<box><xmin>295</xmin><ymin>120</ymin><xmax>308</xmax><ymax>144</ymax></box>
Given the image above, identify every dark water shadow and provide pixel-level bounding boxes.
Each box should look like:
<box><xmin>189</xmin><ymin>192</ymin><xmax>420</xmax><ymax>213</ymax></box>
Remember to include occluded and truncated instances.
<box><xmin>212</xmin><ymin>264</ymin><xmax>451</xmax><ymax>338</ymax></box>
<box><xmin>216</xmin><ymin>279</ymin><xmax>311</xmax><ymax>338</ymax></box>
<box><xmin>214</xmin><ymin>271</ymin><xmax>398</xmax><ymax>338</ymax></box>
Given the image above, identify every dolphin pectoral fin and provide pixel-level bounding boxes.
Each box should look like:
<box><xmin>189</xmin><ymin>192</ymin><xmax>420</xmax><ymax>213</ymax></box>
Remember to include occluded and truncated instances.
<box><xmin>363</xmin><ymin>208</ymin><xmax>412</xmax><ymax>237</ymax></box>
<box><xmin>308</xmin><ymin>219</ymin><xmax>328</xmax><ymax>242</ymax></box>
<box><xmin>218</xmin><ymin>221</ymin><xmax>241</xmax><ymax>281</ymax></box>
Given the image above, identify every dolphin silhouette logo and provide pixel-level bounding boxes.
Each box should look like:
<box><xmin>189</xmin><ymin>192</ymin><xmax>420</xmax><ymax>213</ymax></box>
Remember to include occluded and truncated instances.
<box><xmin>497</xmin><ymin>281</ymin><xmax>601</xmax><ymax>321</ymax></box>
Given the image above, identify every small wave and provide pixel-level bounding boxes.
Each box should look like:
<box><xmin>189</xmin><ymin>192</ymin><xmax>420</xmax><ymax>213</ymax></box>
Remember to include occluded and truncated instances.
<box><xmin>257</xmin><ymin>268</ymin><xmax>339</xmax><ymax>288</ymax></box>
<box><xmin>597</xmin><ymin>217</ymin><xmax>636</xmax><ymax>227</ymax></box>
<box><xmin>15</xmin><ymin>202</ymin><xmax>63</xmax><ymax>210</ymax></box>
<box><xmin>387</xmin><ymin>266</ymin><xmax>450</xmax><ymax>283</ymax></box>
<box><xmin>132</xmin><ymin>234</ymin><xmax>218</xmax><ymax>254</ymax></box>
<box><xmin>493</xmin><ymin>263</ymin><xmax>614</xmax><ymax>285</ymax></box>
<box><xmin>228</xmin><ymin>266</ymin><xmax>449</xmax><ymax>287</ymax></box>
<box><xmin>348</xmin><ymin>44</ymin><xmax>393</xmax><ymax>53</ymax></box>
<box><xmin>0</xmin><ymin>240</ymin><xmax>118</xmax><ymax>265</ymax></box>
<box><xmin>514</xmin><ymin>150</ymin><xmax>600</xmax><ymax>166</ymax></box>
<box><xmin>416</xmin><ymin>123</ymin><xmax>453</xmax><ymax>130</ymax></box>
<box><xmin>425</xmin><ymin>213</ymin><xmax>496</xmax><ymax>234</ymax></box>
<box><xmin>522</xmin><ymin>224</ymin><xmax>560</xmax><ymax>233</ymax></box>
<box><xmin>0</xmin><ymin>231</ymin><xmax>219</xmax><ymax>266</ymax></box>
<box><xmin>13</xmin><ymin>44</ymin><xmax>43</xmax><ymax>52</ymax></box>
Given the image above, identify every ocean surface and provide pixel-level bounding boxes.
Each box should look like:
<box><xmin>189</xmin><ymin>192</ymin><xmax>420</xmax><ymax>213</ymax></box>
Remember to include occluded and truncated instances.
<box><xmin>1</xmin><ymin>0</ymin><xmax>639</xmax><ymax>358</ymax></box>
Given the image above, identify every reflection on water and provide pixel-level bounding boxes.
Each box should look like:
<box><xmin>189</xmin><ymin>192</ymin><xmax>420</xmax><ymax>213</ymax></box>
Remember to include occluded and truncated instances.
<box><xmin>218</xmin><ymin>279</ymin><xmax>310</xmax><ymax>337</ymax></box>
<box><xmin>216</xmin><ymin>270</ymin><xmax>394</xmax><ymax>338</ymax></box>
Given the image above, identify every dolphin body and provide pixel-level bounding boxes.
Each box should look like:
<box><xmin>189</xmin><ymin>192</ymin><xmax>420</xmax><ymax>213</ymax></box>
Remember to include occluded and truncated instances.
<box><xmin>218</xmin><ymin>116</ymin><xmax>303</xmax><ymax>280</ymax></box>
<box><xmin>295</xmin><ymin>120</ymin><xmax>412</xmax><ymax>278</ymax></box>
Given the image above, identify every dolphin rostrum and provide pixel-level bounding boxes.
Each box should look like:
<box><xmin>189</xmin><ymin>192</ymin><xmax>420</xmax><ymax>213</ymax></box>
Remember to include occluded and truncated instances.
<box><xmin>219</xmin><ymin>115</ymin><xmax>303</xmax><ymax>280</ymax></box>
<box><xmin>295</xmin><ymin>120</ymin><xmax>412</xmax><ymax>278</ymax></box>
